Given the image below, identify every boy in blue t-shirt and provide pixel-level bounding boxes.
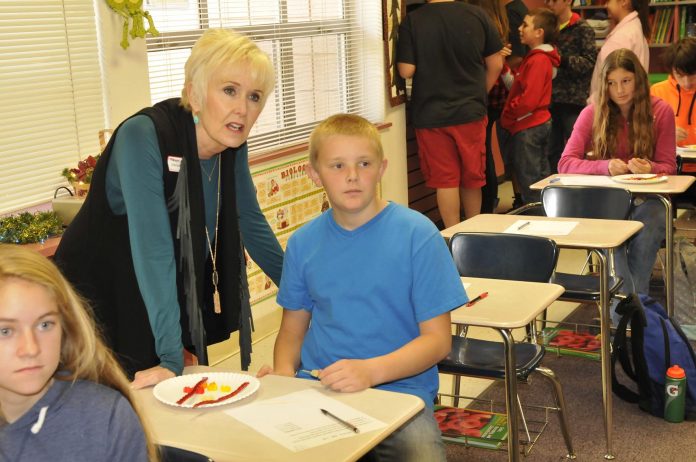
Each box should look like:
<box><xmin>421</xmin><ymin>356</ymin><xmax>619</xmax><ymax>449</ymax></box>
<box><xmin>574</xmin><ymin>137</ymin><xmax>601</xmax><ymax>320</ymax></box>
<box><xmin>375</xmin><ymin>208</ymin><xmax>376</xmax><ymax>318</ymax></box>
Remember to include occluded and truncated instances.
<box><xmin>259</xmin><ymin>114</ymin><xmax>468</xmax><ymax>461</ymax></box>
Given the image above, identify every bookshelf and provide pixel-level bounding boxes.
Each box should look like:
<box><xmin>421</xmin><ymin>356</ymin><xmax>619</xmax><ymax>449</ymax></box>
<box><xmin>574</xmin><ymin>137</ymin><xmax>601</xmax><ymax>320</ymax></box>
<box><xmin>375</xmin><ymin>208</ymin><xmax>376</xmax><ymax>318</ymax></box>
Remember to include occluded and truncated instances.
<box><xmin>572</xmin><ymin>0</ymin><xmax>696</xmax><ymax>71</ymax></box>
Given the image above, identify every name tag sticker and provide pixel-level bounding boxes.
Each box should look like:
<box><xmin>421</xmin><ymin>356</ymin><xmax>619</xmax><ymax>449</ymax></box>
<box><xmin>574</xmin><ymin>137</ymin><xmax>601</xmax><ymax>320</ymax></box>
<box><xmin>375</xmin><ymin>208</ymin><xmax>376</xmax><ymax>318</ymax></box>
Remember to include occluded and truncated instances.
<box><xmin>167</xmin><ymin>156</ymin><xmax>182</xmax><ymax>172</ymax></box>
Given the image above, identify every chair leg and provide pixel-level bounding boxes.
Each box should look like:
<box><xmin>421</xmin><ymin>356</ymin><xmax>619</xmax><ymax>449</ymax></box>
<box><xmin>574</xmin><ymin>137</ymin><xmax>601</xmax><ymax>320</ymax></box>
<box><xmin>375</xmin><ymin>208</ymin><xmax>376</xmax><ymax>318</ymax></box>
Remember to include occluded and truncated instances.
<box><xmin>535</xmin><ymin>366</ymin><xmax>577</xmax><ymax>459</ymax></box>
<box><xmin>452</xmin><ymin>374</ymin><xmax>461</xmax><ymax>408</ymax></box>
<box><xmin>517</xmin><ymin>393</ymin><xmax>532</xmax><ymax>445</ymax></box>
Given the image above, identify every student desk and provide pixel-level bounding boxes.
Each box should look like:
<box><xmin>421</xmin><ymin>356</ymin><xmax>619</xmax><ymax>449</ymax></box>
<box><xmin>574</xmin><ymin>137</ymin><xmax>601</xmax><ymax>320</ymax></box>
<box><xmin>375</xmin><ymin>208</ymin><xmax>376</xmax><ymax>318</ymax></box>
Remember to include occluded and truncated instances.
<box><xmin>135</xmin><ymin>366</ymin><xmax>424</xmax><ymax>462</ymax></box>
<box><xmin>454</xmin><ymin>277</ymin><xmax>565</xmax><ymax>462</ymax></box>
<box><xmin>443</xmin><ymin>214</ymin><xmax>643</xmax><ymax>460</ymax></box>
<box><xmin>530</xmin><ymin>174</ymin><xmax>696</xmax><ymax>319</ymax></box>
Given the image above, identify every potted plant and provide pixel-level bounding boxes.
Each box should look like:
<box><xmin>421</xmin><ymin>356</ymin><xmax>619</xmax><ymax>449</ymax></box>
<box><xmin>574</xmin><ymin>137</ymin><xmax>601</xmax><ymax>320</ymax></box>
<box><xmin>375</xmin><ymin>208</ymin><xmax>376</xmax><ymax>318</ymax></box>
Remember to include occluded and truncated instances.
<box><xmin>62</xmin><ymin>155</ymin><xmax>99</xmax><ymax>197</ymax></box>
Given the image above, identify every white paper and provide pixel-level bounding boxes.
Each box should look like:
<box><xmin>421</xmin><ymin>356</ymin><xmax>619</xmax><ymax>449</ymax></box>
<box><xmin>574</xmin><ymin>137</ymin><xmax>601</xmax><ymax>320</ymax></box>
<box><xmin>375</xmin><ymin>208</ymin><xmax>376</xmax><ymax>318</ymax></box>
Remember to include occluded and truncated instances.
<box><xmin>225</xmin><ymin>388</ymin><xmax>386</xmax><ymax>452</ymax></box>
<box><xmin>504</xmin><ymin>219</ymin><xmax>578</xmax><ymax>236</ymax></box>
<box><xmin>555</xmin><ymin>175</ymin><xmax>615</xmax><ymax>186</ymax></box>
<box><xmin>462</xmin><ymin>282</ymin><xmax>471</xmax><ymax>289</ymax></box>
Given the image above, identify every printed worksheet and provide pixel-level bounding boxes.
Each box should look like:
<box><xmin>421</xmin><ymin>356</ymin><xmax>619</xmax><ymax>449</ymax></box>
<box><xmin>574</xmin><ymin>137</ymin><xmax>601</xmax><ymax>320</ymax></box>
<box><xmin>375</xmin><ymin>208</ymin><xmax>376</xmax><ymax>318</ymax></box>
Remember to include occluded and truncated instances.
<box><xmin>555</xmin><ymin>176</ymin><xmax>615</xmax><ymax>186</ymax></box>
<box><xmin>225</xmin><ymin>388</ymin><xmax>386</xmax><ymax>452</ymax></box>
<box><xmin>504</xmin><ymin>220</ymin><xmax>578</xmax><ymax>236</ymax></box>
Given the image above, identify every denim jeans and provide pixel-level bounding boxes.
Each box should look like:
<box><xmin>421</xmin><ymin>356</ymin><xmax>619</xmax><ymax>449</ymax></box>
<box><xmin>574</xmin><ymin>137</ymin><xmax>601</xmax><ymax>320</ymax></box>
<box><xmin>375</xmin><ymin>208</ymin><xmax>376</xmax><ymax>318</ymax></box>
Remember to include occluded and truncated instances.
<box><xmin>610</xmin><ymin>197</ymin><xmax>666</xmax><ymax>323</ymax></box>
<box><xmin>497</xmin><ymin>121</ymin><xmax>551</xmax><ymax>204</ymax></box>
<box><xmin>547</xmin><ymin>104</ymin><xmax>583</xmax><ymax>174</ymax></box>
<box><xmin>363</xmin><ymin>408</ymin><xmax>445</xmax><ymax>462</ymax></box>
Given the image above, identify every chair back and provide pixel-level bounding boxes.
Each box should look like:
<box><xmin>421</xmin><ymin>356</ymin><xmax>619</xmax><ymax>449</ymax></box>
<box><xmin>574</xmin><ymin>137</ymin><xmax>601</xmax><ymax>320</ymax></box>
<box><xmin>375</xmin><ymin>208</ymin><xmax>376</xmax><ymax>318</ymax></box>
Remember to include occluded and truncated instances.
<box><xmin>541</xmin><ymin>185</ymin><xmax>632</xmax><ymax>220</ymax></box>
<box><xmin>158</xmin><ymin>445</ymin><xmax>214</xmax><ymax>462</ymax></box>
<box><xmin>449</xmin><ymin>232</ymin><xmax>558</xmax><ymax>282</ymax></box>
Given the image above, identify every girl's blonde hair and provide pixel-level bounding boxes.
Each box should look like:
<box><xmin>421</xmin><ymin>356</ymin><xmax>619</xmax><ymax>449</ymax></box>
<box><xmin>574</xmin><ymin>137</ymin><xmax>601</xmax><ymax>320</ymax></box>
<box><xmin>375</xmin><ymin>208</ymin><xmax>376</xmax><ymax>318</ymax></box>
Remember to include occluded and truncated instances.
<box><xmin>181</xmin><ymin>28</ymin><xmax>276</xmax><ymax>111</ymax></box>
<box><xmin>0</xmin><ymin>244</ymin><xmax>158</xmax><ymax>461</ymax></box>
<box><xmin>592</xmin><ymin>49</ymin><xmax>654</xmax><ymax>161</ymax></box>
<box><xmin>309</xmin><ymin>114</ymin><xmax>383</xmax><ymax>168</ymax></box>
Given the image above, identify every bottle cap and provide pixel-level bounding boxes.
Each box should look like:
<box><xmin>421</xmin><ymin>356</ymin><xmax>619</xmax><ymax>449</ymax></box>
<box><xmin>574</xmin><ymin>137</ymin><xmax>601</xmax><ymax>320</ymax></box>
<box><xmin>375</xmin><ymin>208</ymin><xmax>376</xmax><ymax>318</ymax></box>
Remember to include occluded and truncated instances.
<box><xmin>667</xmin><ymin>365</ymin><xmax>686</xmax><ymax>379</ymax></box>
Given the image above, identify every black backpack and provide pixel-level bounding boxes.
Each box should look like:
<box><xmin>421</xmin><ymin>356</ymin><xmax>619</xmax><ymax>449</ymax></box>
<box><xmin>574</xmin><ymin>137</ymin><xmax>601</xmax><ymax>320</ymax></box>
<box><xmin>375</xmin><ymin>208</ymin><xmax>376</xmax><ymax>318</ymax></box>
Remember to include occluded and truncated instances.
<box><xmin>611</xmin><ymin>294</ymin><xmax>696</xmax><ymax>419</ymax></box>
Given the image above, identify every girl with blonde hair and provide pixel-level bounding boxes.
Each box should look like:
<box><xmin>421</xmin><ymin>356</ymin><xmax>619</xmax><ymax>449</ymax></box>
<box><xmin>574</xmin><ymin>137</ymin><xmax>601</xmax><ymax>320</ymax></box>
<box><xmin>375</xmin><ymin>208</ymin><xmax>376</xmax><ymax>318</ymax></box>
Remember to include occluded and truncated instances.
<box><xmin>0</xmin><ymin>244</ymin><xmax>157</xmax><ymax>461</ymax></box>
<box><xmin>559</xmin><ymin>48</ymin><xmax>676</xmax><ymax>315</ymax></box>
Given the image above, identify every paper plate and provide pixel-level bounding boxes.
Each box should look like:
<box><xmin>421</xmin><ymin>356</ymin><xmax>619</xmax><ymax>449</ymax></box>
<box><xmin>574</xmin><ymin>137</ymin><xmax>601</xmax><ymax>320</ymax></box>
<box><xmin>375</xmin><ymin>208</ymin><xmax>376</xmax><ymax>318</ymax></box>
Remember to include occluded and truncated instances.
<box><xmin>153</xmin><ymin>372</ymin><xmax>259</xmax><ymax>409</ymax></box>
<box><xmin>677</xmin><ymin>145</ymin><xmax>696</xmax><ymax>154</ymax></box>
<box><xmin>611</xmin><ymin>173</ymin><xmax>668</xmax><ymax>185</ymax></box>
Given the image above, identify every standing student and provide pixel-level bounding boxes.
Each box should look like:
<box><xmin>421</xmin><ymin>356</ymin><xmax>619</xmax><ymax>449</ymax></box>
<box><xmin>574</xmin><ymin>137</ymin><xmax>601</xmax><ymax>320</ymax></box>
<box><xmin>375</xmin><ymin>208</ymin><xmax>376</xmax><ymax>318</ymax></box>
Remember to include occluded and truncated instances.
<box><xmin>55</xmin><ymin>29</ymin><xmax>284</xmax><ymax>388</ymax></box>
<box><xmin>504</xmin><ymin>0</ymin><xmax>529</xmax><ymax>70</ymax></box>
<box><xmin>259</xmin><ymin>114</ymin><xmax>468</xmax><ymax>462</ymax></box>
<box><xmin>589</xmin><ymin>0</ymin><xmax>650</xmax><ymax>103</ymax></box>
<box><xmin>498</xmin><ymin>8</ymin><xmax>560</xmax><ymax>205</ymax></box>
<box><xmin>559</xmin><ymin>49</ymin><xmax>676</xmax><ymax>309</ymax></box>
<box><xmin>545</xmin><ymin>0</ymin><xmax>598</xmax><ymax>173</ymax></box>
<box><xmin>397</xmin><ymin>0</ymin><xmax>503</xmax><ymax>227</ymax></box>
<box><xmin>463</xmin><ymin>0</ymin><xmax>513</xmax><ymax>213</ymax></box>
<box><xmin>651</xmin><ymin>37</ymin><xmax>696</xmax><ymax>147</ymax></box>
<box><xmin>0</xmin><ymin>245</ymin><xmax>156</xmax><ymax>461</ymax></box>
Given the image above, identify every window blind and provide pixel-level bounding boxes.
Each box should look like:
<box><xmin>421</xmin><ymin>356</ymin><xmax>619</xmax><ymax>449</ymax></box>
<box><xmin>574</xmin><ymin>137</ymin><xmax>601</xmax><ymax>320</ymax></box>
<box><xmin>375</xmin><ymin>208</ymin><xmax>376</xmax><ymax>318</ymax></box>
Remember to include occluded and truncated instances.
<box><xmin>145</xmin><ymin>0</ymin><xmax>384</xmax><ymax>156</ymax></box>
<box><xmin>0</xmin><ymin>1</ymin><xmax>105</xmax><ymax>215</ymax></box>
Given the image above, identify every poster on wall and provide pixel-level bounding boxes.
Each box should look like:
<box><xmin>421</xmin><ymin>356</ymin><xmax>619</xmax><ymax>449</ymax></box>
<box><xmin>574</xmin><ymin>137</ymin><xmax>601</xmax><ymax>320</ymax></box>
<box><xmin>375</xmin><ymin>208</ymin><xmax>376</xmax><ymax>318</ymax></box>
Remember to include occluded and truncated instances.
<box><xmin>383</xmin><ymin>0</ymin><xmax>407</xmax><ymax>107</ymax></box>
<box><xmin>247</xmin><ymin>157</ymin><xmax>328</xmax><ymax>305</ymax></box>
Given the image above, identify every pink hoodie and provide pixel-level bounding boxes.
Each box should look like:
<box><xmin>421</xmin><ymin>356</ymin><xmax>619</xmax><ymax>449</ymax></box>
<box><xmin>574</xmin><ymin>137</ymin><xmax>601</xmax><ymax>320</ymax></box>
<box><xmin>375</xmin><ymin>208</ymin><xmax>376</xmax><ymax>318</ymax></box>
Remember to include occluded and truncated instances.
<box><xmin>500</xmin><ymin>44</ymin><xmax>561</xmax><ymax>134</ymax></box>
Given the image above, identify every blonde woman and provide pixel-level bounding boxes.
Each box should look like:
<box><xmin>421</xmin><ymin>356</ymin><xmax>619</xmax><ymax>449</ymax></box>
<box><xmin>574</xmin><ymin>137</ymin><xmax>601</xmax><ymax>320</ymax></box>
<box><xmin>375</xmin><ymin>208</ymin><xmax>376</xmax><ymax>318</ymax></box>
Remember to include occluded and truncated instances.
<box><xmin>55</xmin><ymin>29</ymin><xmax>284</xmax><ymax>388</ymax></box>
<box><xmin>559</xmin><ymin>49</ymin><xmax>676</xmax><ymax>311</ymax></box>
<box><xmin>0</xmin><ymin>245</ymin><xmax>157</xmax><ymax>461</ymax></box>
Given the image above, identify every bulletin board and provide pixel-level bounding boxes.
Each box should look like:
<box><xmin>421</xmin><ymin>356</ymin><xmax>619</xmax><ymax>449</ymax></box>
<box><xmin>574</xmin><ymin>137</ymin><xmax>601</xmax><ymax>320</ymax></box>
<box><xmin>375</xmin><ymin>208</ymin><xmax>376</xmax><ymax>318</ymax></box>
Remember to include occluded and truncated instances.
<box><xmin>247</xmin><ymin>156</ymin><xmax>328</xmax><ymax>305</ymax></box>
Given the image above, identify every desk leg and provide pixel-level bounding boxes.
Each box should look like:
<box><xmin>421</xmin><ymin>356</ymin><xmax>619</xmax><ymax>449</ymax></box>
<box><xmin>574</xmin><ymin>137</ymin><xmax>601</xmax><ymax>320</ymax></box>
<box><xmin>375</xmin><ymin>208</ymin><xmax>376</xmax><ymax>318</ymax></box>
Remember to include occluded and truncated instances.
<box><xmin>500</xmin><ymin>329</ymin><xmax>520</xmax><ymax>462</ymax></box>
<box><xmin>657</xmin><ymin>195</ymin><xmax>674</xmax><ymax>317</ymax></box>
<box><xmin>593</xmin><ymin>250</ymin><xmax>615</xmax><ymax>460</ymax></box>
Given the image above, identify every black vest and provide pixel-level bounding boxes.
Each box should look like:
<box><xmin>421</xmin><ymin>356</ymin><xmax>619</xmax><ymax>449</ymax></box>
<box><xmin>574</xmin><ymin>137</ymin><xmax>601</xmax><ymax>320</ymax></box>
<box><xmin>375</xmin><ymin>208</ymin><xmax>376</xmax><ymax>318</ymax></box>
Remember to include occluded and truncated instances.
<box><xmin>56</xmin><ymin>99</ymin><xmax>245</xmax><ymax>376</ymax></box>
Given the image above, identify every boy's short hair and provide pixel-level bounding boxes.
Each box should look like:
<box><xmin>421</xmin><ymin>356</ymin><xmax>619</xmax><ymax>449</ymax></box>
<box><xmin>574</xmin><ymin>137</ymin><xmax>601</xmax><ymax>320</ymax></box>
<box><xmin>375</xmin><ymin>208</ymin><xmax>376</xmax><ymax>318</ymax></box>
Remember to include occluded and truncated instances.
<box><xmin>309</xmin><ymin>114</ymin><xmax>384</xmax><ymax>167</ymax></box>
<box><xmin>528</xmin><ymin>8</ymin><xmax>559</xmax><ymax>45</ymax></box>
<box><xmin>662</xmin><ymin>37</ymin><xmax>696</xmax><ymax>75</ymax></box>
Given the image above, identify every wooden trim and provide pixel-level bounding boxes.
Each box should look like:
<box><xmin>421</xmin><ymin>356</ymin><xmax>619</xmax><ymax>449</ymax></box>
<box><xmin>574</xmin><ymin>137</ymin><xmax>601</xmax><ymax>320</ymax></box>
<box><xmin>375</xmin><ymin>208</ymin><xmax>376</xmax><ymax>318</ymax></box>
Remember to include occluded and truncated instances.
<box><xmin>249</xmin><ymin>122</ymin><xmax>392</xmax><ymax>166</ymax></box>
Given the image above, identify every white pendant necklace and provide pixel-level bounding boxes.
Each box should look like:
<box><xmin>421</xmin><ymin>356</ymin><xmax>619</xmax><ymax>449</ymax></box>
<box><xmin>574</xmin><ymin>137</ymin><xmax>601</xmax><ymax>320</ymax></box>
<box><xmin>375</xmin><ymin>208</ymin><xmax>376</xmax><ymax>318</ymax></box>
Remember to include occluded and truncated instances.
<box><xmin>205</xmin><ymin>159</ymin><xmax>222</xmax><ymax>314</ymax></box>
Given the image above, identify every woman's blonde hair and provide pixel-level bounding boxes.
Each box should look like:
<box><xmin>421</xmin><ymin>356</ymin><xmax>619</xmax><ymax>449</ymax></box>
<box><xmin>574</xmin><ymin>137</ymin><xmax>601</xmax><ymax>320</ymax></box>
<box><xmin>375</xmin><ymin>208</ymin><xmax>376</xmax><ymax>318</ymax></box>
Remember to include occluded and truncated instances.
<box><xmin>592</xmin><ymin>48</ymin><xmax>654</xmax><ymax>160</ymax></box>
<box><xmin>0</xmin><ymin>244</ymin><xmax>158</xmax><ymax>461</ymax></box>
<box><xmin>308</xmin><ymin>114</ymin><xmax>383</xmax><ymax>168</ymax></box>
<box><xmin>181</xmin><ymin>28</ymin><xmax>276</xmax><ymax>111</ymax></box>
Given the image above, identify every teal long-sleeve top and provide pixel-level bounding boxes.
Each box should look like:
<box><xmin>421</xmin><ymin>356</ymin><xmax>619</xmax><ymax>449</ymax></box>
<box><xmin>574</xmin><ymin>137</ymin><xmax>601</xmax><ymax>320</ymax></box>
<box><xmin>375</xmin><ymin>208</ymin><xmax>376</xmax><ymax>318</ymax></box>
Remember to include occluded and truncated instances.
<box><xmin>105</xmin><ymin>115</ymin><xmax>284</xmax><ymax>375</ymax></box>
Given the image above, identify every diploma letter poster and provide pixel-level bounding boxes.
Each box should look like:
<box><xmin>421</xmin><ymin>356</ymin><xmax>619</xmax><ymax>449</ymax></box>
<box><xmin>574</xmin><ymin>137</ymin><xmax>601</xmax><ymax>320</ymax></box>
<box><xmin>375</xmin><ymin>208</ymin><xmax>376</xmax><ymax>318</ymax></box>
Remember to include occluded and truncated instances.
<box><xmin>248</xmin><ymin>156</ymin><xmax>328</xmax><ymax>305</ymax></box>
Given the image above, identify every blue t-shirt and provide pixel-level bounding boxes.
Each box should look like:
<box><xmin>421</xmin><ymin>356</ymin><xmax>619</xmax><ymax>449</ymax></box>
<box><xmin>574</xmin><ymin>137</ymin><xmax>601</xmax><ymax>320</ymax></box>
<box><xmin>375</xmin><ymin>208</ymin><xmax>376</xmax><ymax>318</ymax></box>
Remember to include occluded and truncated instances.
<box><xmin>277</xmin><ymin>202</ymin><xmax>468</xmax><ymax>406</ymax></box>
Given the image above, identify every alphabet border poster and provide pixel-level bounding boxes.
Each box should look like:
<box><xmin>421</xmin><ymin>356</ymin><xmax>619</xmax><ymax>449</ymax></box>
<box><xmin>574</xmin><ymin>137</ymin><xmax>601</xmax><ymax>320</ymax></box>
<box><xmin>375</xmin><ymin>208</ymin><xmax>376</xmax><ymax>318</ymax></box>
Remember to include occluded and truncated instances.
<box><xmin>247</xmin><ymin>156</ymin><xmax>328</xmax><ymax>305</ymax></box>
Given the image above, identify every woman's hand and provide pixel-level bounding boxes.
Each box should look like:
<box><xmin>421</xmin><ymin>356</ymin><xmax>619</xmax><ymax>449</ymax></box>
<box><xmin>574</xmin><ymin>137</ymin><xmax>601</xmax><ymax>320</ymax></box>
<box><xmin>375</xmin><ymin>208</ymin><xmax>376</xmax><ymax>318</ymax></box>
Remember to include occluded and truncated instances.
<box><xmin>608</xmin><ymin>159</ymin><xmax>630</xmax><ymax>176</ymax></box>
<box><xmin>627</xmin><ymin>158</ymin><xmax>652</xmax><ymax>174</ymax></box>
<box><xmin>500</xmin><ymin>45</ymin><xmax>512</xmax><ymax>58</ymax></box>
<box><xmin>131</xmin><ymin>365</ymin><xmax>175</xmax><ymax>389</ymax></box>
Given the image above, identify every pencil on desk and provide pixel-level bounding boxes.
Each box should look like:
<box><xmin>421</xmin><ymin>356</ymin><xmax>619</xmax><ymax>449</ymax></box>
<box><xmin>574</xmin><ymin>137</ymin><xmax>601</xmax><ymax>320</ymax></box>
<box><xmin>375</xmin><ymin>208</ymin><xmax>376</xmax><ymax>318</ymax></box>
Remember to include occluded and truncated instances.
<box><xmin>321</xmin><ymin>408</ymin><xmax>360</xmax><ymax>433</ymax></box>
<box><xmin>466</xmin><ymin>292</ymin><xmax>489</xmax><ymax>307</ymax></box>
<box><xmin>517</xmin><ymin>221</ymin><xmax>531</xmax><ymax>230</ymax></box>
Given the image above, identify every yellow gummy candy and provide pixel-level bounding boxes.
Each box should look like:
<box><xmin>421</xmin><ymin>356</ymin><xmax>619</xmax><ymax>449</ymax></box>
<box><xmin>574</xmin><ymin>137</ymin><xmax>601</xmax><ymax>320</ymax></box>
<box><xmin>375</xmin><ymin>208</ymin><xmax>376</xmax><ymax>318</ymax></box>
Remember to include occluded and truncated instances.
<box><xmin>207</xmin><ymin>382</ymin><xmax>218</xmax><ymax>391</ymax></box>
<box><xmin>220</xmin><ymin>385</ymin><xmax>231</xmax><ymax>393</ymax></box>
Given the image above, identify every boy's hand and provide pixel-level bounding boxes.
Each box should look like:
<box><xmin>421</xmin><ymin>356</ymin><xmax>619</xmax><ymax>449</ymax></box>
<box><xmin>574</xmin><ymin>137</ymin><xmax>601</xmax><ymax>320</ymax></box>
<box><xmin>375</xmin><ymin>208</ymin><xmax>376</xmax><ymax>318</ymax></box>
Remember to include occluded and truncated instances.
<box><xmin>256</xmin><ymin>364</ymin><xmax>274</xmax><ymax>378</ymax></box>
<box><xmin>500</xmin><ymin>45</ymin><xmax>512</xmax><ymax>57</ymax></box>
<box><xmin>319</xmin><ymin>359</ymin><xmax>374</xmax><ymax>393</ymax></box>
<box><xmin>627</xmin><ymin>158</ymin><xmax>652</xmax><ymax>174</ymax></box>
<box><xmin>608</xmin><ymin>159</ymin><xmax>630</xmax><ymax>176</ymax></box>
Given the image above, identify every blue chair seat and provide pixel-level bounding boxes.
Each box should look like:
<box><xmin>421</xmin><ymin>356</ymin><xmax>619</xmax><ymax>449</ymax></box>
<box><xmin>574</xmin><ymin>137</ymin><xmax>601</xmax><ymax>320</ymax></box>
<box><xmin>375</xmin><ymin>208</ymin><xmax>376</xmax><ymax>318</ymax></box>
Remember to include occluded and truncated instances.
<box><xmin>439</xmin><ymin>336</ymin><xmax>545</xmax><ymax>381</ymax></box>
<box><xmin>551</xmin><ymin>272</ymin><xmax>624</xmax><ymax>302</ymax></box>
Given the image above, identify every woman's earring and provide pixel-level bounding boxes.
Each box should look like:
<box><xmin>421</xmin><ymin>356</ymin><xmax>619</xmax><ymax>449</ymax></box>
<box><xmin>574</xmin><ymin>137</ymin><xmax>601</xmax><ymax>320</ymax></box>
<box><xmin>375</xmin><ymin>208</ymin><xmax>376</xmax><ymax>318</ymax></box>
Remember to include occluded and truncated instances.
<box><xmin>193</xmin><ymin>113</ymin><xmax>200</xmax><ymax>125</ymax></box>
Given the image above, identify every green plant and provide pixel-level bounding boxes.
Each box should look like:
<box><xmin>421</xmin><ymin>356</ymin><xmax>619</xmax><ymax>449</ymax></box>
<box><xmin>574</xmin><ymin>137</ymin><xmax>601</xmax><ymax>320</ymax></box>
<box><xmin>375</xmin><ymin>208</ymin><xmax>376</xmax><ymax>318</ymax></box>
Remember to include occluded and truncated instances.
<box><xmin>0</xmin><ymin>212</ymin><xmax>63</xmax><ymax>244</ymax></box>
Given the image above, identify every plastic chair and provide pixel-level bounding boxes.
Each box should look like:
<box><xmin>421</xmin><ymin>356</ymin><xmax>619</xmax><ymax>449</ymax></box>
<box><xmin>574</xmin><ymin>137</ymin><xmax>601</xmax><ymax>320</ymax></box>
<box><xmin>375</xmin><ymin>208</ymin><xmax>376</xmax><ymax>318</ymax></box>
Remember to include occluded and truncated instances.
<box><xmin>440</xmin><ymin>232</ymin><xmax>575</xmax><ymax>458</ymax></box>
<box><xmin>541</xmin><ymin>185</ymin><xmax>633</xmax><ymax>306</ymax></box>
<box><xmin>158</xmin><ymin>445</ymin><xmax>214</xmax><ymax>462</ymax></box>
